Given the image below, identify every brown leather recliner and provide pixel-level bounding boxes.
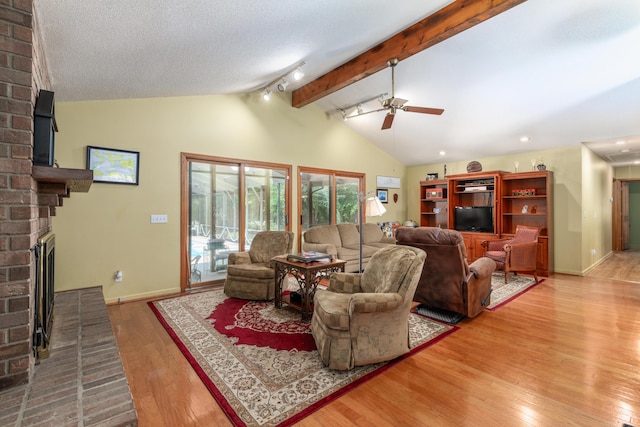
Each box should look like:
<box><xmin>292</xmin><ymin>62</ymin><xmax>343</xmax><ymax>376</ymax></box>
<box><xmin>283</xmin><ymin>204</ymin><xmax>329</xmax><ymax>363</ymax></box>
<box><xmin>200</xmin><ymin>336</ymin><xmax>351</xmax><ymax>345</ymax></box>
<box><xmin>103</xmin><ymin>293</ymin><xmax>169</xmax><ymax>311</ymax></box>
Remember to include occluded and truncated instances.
<box><xmin>395</xmin><ymin>227</ymin><xmax>496</xmax><ymax>318</ymax></box>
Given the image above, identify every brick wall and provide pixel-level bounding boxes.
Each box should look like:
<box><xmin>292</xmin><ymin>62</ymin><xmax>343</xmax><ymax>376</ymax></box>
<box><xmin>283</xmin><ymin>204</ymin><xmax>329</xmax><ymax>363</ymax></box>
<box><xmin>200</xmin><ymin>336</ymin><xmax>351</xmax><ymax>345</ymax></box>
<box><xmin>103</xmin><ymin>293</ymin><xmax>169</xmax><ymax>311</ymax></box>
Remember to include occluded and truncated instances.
<box><xmin>0</xmin><ymin>0</ymin><xmax>53</xmax><ymax>391</ymax></box>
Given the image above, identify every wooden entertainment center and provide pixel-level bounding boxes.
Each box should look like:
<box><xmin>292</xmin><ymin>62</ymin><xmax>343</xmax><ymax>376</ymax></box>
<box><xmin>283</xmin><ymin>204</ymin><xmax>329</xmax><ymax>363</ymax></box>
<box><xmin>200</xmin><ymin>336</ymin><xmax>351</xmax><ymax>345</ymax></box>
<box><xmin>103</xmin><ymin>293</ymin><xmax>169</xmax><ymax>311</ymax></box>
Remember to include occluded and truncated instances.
<box><xmin>420</xmin><ymin>170</ymin><xmax>553</xmax><ymax>276</ymax></box>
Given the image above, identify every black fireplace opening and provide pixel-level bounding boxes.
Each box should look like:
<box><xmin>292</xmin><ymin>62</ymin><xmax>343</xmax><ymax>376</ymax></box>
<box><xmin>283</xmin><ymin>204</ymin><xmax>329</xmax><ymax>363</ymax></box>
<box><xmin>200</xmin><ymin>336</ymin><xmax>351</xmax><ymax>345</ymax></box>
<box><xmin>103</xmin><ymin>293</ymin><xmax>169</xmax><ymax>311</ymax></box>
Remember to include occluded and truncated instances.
<box><xmin>33</xmin><ymin>232</ymin><xmax>55</xmax><ymax>360</ymax></box>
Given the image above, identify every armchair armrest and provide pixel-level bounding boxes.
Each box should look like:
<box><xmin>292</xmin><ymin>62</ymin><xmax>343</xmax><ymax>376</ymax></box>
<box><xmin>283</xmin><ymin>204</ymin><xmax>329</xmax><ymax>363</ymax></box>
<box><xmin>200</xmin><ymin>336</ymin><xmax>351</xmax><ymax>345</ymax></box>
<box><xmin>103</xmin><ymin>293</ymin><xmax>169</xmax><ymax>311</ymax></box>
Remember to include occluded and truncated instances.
<box><xmin>481</xmin><ymin>238</ymin><xmax>513</xmax><ymax>252</ymax></box>
<box><xmin>328</xmin><ymin>272</ymin><xmax>362</xmax><ymax>294</ymax></box>
<box><xmin>348</xmin><ymin>292</ymin><xmax>403</xmax><ymax>314</ymax></box>
<box><xmin>380</xmin><ymin>236</ymin><xmax>397</xmax><ymax>244</ymax></box>
<box><xmin>228</xmin><ymin>252</ymin><xmax>251</xmax><ymax>265</ymax></box>
<box><xmin>468</xmin><ymin>257</ymin><xmax>497</xmax><ymax>281</ymax></box>
<box><xmin>303</xmin><ymin>242</ymin><xmax>337</xmax><ymax>257</ymax></box>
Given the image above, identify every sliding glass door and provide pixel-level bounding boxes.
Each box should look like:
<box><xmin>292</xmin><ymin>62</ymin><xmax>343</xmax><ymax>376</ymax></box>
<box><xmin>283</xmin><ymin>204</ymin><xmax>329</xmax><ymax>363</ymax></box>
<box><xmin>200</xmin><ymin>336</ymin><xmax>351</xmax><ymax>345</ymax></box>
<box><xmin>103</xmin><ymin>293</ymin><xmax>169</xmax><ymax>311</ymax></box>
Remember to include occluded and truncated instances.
<box><xmin>298</xmin><ymin>167</ymin><xmax>363</xmax><ymax>247</ymax></box>
<box><xmin>182</xmin><ymin>154</ymin><xmax>291</xmax><ymax>290</ymax></box>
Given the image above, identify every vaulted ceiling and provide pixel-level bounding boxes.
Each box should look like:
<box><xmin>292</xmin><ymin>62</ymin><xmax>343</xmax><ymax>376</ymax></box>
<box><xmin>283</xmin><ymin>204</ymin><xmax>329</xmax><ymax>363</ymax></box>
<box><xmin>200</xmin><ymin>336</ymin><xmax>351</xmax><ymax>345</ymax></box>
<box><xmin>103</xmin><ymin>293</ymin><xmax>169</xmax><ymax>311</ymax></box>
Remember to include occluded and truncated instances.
<box><xmin>34</xmin><ymin>0</ymin><xmax>640</xmax><ymax>167</ymax></box>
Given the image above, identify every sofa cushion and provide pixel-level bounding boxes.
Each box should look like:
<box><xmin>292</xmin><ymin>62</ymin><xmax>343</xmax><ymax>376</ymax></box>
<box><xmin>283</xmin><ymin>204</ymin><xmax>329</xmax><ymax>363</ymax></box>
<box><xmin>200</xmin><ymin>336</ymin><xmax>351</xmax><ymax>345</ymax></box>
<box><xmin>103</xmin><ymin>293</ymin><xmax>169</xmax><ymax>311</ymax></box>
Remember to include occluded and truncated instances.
<box><xmin>336</xmin><ymin>246</ymin><xmax>360</xmax><ymax>260</ymax></box>
<box><xmin>304</xmin><ymin>225</ymin><xmax>342</xmax><ymax>248</ymax></box>
<box><xmin>226</xmin><ymin>263</ymin><xmax>275</xmax><ymax>279</ymax></box>
<box><xmin>360</xmin><ymin>223</ymin><xmax>384</xmax><ymax>244</ymax></box>
<box><xmin>337</xmin><ymin>223</ymin><xmax>360</xmax><ymax>247</ymax></box>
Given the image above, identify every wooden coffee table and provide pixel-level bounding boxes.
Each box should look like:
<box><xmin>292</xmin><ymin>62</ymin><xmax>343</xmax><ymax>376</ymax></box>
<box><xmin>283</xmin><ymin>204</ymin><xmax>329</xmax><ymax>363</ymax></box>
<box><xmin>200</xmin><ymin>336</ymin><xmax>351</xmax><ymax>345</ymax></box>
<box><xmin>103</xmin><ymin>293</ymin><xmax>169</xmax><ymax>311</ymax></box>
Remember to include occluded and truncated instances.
<box><xmin>274</xmin><ymin>257</ymin><xmax>346</xmax><ymax>321</ymax></box>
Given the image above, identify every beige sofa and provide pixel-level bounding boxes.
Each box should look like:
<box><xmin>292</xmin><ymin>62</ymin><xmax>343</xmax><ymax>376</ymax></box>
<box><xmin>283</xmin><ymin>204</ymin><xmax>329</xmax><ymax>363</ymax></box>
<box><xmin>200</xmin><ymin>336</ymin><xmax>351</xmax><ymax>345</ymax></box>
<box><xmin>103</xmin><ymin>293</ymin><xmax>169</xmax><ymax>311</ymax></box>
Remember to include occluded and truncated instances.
<box><xmin>303</xmin><ymin>223</ymin><xmax>396</xmax><ymax>272</ymax></box>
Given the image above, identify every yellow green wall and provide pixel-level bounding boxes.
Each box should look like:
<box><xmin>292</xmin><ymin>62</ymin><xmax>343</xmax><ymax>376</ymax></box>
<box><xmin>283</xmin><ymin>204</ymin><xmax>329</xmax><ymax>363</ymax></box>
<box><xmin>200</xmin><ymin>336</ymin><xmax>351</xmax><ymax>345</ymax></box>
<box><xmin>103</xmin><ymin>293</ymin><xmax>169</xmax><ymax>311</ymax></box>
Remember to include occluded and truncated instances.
<box><xmin>407</xmin><ymin>145</ymin><xmax>613</xmax><ymax>275</ymax></box>
<box><xmin>52</xmin><ymin>93</ymin><xmax>406</xmax><ymax>303</ymax></box>
<box><xmin>52</xmin><ymin>91</ymin><xmax>621</xmax><ymax>302</ymax></box>
<box><xmin>580</xmin><ymin>146</ymin><xmax>614</xmax><ymax>272</ymax></box>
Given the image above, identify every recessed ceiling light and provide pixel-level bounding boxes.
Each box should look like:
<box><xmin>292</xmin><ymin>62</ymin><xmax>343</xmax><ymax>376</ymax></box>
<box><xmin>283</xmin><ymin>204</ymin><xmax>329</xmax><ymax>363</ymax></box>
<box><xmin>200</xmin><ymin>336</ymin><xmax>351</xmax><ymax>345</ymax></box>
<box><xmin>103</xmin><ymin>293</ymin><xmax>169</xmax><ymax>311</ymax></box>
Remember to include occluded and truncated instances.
<box><xmin>439</xmin><ymin>150</ymin><xmax>446</xmax><ymax>156</ymax></box>
<box><xmin>520</xmin><ymin>136</ymin><xmax>531</xmax><ymax>143</ymax></box>
<box><xmin>621</xmin><ymin>148</ymin><xmax>631</xmax><ymax>153</ymax></box>
<box><xmin>634</xmin><ymin>160</ymin><xmax>640</xmax><ymax>165</ymax></box>
<box><xmin>616</xmin><ymin>140</ymin><xmax>626</xmax><ymax>145</ymax></box>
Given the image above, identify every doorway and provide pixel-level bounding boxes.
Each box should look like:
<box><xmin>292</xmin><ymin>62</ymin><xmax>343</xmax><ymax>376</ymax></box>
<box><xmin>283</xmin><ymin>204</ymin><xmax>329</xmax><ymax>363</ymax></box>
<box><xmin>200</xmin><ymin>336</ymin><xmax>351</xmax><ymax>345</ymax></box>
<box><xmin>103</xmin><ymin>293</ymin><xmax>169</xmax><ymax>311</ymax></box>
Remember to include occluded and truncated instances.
<box><xmin>612</xmin><ymin>179</ymin><xmax>640</xmax><ymax>251</ymax></box>
<box><xmin>180</xmin><ymin>153</ymin><xmax>292</xmax><ymax>291</ymax></box>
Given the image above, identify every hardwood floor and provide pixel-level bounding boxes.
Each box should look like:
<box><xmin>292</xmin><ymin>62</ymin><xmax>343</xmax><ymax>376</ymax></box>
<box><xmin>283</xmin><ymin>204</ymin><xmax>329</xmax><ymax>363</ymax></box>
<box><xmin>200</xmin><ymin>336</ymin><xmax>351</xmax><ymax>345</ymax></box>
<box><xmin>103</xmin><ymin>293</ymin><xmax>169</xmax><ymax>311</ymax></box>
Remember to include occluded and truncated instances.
<box><xmin>108</xmin><ymin>274</ymin><xmax>639</xmax><ymax>426</ymax></box>
<box><xmin>586</xmin><ymin>249</ymin><xmax>640</xmax><ymax>283</ymax></box>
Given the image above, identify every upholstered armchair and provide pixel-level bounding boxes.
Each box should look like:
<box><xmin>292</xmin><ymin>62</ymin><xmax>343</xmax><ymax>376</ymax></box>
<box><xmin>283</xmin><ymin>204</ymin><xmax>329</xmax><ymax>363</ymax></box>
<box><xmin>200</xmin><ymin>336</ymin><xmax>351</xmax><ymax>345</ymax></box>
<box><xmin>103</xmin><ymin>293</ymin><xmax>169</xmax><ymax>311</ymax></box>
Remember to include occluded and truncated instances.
<box><xmin>395</xmin><ymin>227</ymin><xmax>495</xmax><ymax>318</ymax></box>
<box><xmin>311</xmin><ymin>245</ymin><xmax>426</xmax><ymax>370</ymax></box>
<box><xmin>481</xmin><ymin>225</ymin><xmax>541</xmax><ymax>283</ymax></box>
<box><xmin>224</xmin><ymin>231</ymin><xmax>294</xmax><ymax>300</ymax></box>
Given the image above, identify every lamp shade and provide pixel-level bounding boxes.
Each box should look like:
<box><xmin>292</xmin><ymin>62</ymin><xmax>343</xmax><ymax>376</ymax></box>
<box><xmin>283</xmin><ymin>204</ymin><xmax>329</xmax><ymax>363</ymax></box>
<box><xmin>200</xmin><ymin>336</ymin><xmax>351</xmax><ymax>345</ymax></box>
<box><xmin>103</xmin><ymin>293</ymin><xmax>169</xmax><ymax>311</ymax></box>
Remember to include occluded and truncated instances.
<box><xmin>366</xmin><ymin>196</ymin><xmax>386</xmax><ymax>217</ymax></box>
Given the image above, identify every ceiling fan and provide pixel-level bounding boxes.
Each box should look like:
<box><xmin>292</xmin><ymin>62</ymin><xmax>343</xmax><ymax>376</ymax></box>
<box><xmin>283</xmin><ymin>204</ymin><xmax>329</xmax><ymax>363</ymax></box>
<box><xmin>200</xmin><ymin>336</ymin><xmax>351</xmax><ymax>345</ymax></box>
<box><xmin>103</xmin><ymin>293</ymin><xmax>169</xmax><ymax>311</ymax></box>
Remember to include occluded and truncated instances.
<box><xmin>376</xmin><ymin>58</ymin><xmax>444</xmax><ymax>130</ymax></box>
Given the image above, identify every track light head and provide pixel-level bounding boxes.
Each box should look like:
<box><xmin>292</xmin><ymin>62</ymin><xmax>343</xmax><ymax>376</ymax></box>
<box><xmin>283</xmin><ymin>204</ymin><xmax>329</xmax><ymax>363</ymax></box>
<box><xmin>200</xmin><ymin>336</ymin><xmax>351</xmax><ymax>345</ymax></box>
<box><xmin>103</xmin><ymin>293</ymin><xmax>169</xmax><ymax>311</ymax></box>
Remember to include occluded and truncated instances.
<box><xmin>293</xmin><ymin>67</ymin><xmax>304</xmax><ymax>81</ymax></box>
<box><xmin>277</xmin><ymin>78</ymin><xmax>289</xmax><ymax>92</ymax></box>
<box><xmin>262</xmin><ymin>88</ymin><xmax>271</xmax><ymax>101</ymax></box>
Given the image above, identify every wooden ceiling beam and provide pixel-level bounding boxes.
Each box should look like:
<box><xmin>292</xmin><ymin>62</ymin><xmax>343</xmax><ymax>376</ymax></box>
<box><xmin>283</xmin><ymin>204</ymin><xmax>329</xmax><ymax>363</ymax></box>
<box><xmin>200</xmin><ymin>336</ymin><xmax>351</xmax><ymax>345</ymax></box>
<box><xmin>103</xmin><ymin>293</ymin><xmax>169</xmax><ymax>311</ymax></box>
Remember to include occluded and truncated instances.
<box><xmin>292</xmin><ymin>0</ymin><xmax>526</xmax><ymax>108</ymax></box>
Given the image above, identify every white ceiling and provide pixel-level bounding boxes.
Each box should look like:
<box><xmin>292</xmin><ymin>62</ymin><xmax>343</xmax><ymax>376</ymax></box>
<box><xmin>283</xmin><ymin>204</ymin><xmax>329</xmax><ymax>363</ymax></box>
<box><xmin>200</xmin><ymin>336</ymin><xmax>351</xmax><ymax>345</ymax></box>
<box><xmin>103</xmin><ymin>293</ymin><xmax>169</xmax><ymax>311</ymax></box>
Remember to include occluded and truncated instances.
<box><xmin>34</xmin><ymin>0</ymin><xmax>640</xmax><ymax>167</ymax></box>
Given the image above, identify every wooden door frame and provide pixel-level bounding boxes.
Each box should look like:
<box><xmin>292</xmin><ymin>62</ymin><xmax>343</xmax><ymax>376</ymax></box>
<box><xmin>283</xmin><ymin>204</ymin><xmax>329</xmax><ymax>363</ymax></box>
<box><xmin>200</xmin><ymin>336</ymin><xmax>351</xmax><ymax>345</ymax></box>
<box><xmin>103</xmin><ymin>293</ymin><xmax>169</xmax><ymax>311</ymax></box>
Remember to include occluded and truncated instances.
<box><xmin>612</xmin><ymin>178</ymin><xmax>638</xmax><ymax>251</ymax></box>
<box><xmin>180</xmin><ymin>153</ymin><xmax>292</xmax><ymax>292</ymax></box>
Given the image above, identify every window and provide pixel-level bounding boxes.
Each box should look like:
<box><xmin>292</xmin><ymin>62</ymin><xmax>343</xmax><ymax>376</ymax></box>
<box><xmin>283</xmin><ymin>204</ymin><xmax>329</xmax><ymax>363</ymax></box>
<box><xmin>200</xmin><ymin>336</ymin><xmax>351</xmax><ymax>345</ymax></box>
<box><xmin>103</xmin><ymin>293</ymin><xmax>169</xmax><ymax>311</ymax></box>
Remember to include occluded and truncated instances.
<box><xmin>182</xmin><ymin>154</ymin><xmax>291</xmax><ymax>289</ymax></box>
<box><xmin>298</xmin><ymin>167</ymin><xmax>364</xmax><ymax>244</ymax></box>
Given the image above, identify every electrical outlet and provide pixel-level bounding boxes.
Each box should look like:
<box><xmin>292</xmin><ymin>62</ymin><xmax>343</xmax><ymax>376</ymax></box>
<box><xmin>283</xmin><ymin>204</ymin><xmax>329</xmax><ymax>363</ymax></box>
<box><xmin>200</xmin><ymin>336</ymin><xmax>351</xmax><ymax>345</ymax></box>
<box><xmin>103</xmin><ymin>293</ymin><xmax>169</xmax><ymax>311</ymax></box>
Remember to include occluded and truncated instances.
<box><xmin>591</xmin><ymin>248</ymin><xmax>596</xmax><ymax>255</ymax></box>
<box><xmin>151</xmin><ymin>214</ymin><xmax>168</xmax><ymax>223</ymax></box>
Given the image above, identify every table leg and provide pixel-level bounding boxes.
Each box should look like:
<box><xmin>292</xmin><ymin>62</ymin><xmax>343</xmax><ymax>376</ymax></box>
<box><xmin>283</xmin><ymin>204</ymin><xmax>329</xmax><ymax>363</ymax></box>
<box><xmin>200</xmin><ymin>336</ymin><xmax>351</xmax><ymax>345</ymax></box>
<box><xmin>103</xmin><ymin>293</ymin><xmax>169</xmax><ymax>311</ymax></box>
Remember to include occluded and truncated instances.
<box><xmin>274</xmin><ymin>263</ymin><xmax>286</xmax><ymax>309</ymax></box>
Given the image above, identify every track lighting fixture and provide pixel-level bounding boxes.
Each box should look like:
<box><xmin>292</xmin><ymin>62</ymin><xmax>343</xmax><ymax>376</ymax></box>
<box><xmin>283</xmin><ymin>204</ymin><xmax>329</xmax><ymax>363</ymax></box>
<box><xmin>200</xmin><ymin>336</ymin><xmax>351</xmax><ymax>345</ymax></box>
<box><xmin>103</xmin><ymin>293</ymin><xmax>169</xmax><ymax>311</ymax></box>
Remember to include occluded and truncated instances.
<box><xmin>293</xmin><ymin>67</ymin><xmax>304</xmax><ymax>81</ymax></box>
<box><xmin>259</xmin><ymin>61</ymin><xmax>306</xmax><ymax>100</ymax></box>
<box><xmin>335</xmin><ymin>93</ymin><xmax>388</xmax><ymax>119</ymax></box>
<box><xmin>277</xmin><ymin>78</ymin><xmax>289</xmax><ymax>92</ymax></box>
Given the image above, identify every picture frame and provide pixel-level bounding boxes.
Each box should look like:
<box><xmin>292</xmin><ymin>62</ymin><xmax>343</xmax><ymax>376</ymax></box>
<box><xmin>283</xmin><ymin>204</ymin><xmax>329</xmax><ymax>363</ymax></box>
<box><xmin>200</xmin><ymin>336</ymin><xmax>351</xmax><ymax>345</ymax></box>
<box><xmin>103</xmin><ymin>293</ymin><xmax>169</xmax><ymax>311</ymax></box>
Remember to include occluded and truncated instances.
<box><xmin>426</xmin><ymin>173</ymin><xmax>439</xmax><ymax>181</ymax></box>
<box><xmin>86</xmin><ymin>146</ymin><xmax>140</xmax><ymax>185</ymax></box>
<box><xmin>377</xmin><ymin>189</ymin><xmax>388</xmax><ymax>203</ymax></box>
<box><xmin>376</xmin><ymin>175</ymin><xmax>400</xmax><ymax>189</ymax></box>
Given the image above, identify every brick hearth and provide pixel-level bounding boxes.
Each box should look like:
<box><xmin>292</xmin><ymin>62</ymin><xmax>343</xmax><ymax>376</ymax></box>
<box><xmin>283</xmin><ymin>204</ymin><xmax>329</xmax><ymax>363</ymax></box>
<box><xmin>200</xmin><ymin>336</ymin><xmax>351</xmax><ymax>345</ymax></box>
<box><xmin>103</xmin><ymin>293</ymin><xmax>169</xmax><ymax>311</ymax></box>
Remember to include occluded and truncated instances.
<box><xmin>0</xmin><ymin>287</ymin><xmax>137</xmax><ymax>426</ymax></box>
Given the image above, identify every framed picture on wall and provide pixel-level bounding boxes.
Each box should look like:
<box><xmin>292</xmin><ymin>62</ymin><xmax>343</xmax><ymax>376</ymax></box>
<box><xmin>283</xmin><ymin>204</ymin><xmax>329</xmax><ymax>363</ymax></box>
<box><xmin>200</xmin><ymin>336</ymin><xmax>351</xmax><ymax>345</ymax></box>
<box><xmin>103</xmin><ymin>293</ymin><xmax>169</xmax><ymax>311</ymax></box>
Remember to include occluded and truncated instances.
<box><xmin>377</xmin><ymin>189</ymin><xmax>388</xmax><ymax>203</ymax></box>
<box><xmin>86</xmin><ymin>146</ymin><xmax>140</xmax><ymax>185</ymax></box>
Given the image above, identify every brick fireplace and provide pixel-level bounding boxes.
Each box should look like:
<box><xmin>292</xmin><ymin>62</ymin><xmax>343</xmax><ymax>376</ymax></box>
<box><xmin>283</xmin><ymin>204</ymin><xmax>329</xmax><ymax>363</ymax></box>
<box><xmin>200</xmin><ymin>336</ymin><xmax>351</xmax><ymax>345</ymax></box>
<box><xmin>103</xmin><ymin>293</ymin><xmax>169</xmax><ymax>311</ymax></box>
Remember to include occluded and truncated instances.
<box><xmin>0</xmin><ymin>0</ymin><xmax>91</xmax><ymax>392</ymax></box>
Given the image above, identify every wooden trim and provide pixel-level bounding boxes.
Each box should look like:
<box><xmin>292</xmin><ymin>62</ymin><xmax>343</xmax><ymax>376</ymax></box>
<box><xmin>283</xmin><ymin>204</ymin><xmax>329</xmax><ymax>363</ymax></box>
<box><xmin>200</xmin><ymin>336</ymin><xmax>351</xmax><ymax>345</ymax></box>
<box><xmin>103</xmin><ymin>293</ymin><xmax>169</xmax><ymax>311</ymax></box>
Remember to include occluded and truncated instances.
<box><xmin>292</xmin><ymin>0</ymin><xmax>527</xmax><ymax>107</ymax></box>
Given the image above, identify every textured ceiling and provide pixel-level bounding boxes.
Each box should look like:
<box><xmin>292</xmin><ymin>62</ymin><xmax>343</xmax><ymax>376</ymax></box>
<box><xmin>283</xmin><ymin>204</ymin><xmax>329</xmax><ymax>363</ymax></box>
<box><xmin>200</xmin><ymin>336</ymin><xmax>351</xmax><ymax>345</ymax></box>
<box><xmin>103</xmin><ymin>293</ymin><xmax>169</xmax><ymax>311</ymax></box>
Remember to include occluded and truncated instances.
<box><xmin>34</xmin><ymin>0</ymin><xmax>640</xmax><ymax>167</ymax></box>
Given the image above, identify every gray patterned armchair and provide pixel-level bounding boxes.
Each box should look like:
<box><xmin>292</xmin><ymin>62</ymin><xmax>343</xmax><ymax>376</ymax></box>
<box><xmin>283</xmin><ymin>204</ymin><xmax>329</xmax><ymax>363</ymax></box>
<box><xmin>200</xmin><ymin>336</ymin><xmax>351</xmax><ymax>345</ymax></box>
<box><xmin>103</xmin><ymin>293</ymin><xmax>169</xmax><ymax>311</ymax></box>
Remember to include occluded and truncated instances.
<box><xmin>224</xmin><ymin>231</ymin><xmax>294</xmax><ymax>300</ymax></box>
<box><xmin>311</xmin><ymin>245</ymin><xmax>426</xmax><ymax>370</ymax></box>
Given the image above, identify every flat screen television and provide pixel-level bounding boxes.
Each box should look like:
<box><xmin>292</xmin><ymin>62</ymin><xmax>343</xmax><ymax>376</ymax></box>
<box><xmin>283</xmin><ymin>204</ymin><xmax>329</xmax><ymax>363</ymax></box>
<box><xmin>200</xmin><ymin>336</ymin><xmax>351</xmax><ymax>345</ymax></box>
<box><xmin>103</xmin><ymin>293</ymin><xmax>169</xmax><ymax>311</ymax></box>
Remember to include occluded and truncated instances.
<box><xmin>454</xmin><ymin>206</ymin><xmax>493</xmax><ymax>232</ymax></box>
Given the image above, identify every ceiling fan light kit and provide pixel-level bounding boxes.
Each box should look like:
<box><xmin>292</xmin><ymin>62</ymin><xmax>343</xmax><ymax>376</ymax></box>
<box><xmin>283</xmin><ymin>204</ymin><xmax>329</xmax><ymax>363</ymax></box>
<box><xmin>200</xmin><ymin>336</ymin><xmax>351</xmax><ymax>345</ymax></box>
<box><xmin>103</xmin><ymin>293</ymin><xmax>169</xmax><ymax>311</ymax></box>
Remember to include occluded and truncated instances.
<box><xmin>336</xmin><ymin>58</ymin><xmax>444</xmax><ymax>129</ymax></box>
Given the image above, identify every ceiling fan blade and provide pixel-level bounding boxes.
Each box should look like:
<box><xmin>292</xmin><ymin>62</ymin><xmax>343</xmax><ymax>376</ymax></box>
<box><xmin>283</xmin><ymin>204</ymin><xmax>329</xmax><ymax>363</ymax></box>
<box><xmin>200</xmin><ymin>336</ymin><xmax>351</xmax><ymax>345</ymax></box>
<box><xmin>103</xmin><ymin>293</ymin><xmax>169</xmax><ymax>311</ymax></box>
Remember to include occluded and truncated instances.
<box><xmin>404</xmin><ymin>106</ymin><xmax>444</xmax><ymax>115</ymax></box>
<box><xmin>381</xmin><ymin>113</ymin><xmax>395</xmax><ymax>130</ymax></box>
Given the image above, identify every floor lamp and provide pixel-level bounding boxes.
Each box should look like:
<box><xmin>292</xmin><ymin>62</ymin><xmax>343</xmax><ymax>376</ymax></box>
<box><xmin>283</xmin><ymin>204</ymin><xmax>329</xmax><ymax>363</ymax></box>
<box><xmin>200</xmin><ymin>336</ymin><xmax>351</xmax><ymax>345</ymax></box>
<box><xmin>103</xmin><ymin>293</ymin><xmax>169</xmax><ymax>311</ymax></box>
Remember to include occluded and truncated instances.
<box><xmin>359</xmin><ymin>192</ymin><xmax>387</xmax><ymax>272</ymax></box>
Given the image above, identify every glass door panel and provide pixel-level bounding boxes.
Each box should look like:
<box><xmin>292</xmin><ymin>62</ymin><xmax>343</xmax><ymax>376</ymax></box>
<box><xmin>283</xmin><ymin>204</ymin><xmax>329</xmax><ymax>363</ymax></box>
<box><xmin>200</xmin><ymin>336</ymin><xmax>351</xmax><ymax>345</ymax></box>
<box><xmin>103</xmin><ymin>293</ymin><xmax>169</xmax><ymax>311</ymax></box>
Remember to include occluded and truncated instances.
<box><xmin>300</xmin><ymin>172</ymin><xmax>333</xmax><ymax>233</ymax></box>
<box><xmin>244</xmin><ymin>166</ymin><xmax>288</xmax><ymax>250</ymax></box>
<box><xmin>336</xmin><ymin>176</ymin><xmax>359</xmax><ymax>224</ymax></box>
<box><xmin>189</xmin><ymin>162</ymin><xmax>239</xmax><ymax>285</ymax></box>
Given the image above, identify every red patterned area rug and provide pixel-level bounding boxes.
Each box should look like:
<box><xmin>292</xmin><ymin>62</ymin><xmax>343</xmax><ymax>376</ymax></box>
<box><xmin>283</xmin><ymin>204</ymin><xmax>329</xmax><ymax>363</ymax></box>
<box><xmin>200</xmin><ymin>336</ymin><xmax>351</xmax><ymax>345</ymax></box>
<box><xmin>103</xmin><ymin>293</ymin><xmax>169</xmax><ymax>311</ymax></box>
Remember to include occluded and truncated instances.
<box><xmin>487</xmin><ymin>273</ymin><xmax>544</xmax><ymax>310</ymax></box>
<box><xmin>148</xmin><ymin>289</ymin><xmax>456</xmax><ymax>427</ymax></box>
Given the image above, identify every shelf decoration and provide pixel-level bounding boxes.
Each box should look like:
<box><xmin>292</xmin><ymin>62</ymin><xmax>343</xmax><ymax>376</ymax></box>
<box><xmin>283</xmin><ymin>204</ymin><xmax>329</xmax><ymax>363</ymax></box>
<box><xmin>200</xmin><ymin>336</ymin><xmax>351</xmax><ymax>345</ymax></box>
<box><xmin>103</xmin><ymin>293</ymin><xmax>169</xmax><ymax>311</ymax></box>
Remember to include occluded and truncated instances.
<box><xmin>512</xmin><ymin>189</ymin><xmax>536</xmax><ymax>196</ymax></box>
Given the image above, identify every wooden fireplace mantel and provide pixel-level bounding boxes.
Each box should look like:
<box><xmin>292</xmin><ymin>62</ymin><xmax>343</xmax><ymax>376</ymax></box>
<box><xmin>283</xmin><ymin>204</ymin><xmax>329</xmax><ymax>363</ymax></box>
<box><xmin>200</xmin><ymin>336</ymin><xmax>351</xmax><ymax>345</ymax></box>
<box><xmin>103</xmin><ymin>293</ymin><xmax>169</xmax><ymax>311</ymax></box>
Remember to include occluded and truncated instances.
<box><xmin>33</xmin><ymin>166</ymin><xmax>93</xmax><ymax>216</ymax></box>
